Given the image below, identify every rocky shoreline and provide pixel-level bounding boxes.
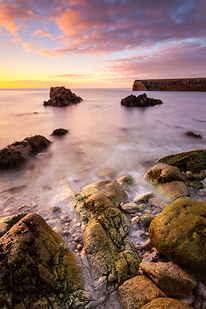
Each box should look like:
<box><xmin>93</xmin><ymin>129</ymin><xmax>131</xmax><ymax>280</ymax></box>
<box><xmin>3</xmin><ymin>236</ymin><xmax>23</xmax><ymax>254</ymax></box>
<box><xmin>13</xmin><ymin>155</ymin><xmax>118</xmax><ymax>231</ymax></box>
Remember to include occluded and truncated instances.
<box><xmin>0</xmin><ymin>148</ymin><xmax>206</xmax><ymax>308</ymax></box>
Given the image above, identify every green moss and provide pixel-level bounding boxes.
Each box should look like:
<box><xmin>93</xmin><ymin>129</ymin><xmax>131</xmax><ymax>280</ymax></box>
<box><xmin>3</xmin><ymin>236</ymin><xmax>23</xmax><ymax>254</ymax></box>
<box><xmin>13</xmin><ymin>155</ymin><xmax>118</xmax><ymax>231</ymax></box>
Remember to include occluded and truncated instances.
<box><xmin>189</xmin><ymin>181</ymin><xmax>204</xmax><ymax>189</ymax></box>
<box><xmin>158</xmin><ymin>149</ymin><xmax>206</xmax><ymax>173</ymax></box>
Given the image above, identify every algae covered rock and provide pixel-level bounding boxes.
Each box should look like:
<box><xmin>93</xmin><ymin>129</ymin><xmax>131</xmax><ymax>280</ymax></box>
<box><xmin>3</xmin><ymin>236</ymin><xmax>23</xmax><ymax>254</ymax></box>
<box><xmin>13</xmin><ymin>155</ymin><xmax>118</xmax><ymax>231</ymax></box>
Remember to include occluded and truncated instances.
<box><xmin>0</xmin><ymin>213</ymin><xmax>89</xmax><ymax>308</ymax></box>
<box><xmin>74</xmin><ymin>183</ymin><xmax>140</xmax><ymax>286</ymax></box>
<box><xmin>157</xmin><ymin>149</ymin><xmax>206</xmax><ymax>173</ymax></box>
<box><xmin>143</xmin><ymin>163</ymin><xmax>189</xmax><ymax>203</ymax></box>
<box><xmin>141</xmin><ymin>297</ymin><xmax>193</xmax><ymax>309</ymax></box>
<box><xmin>149</xmin><ymin>198</ymin><xmax>206</xmax><ymax>275</ymax></box>
<box><xmin>118</xmin><ymin>275</ymin><xmax>166</xmax><ymax>309</ymax></box>
<box><xmin>140</xmin><ymin>261</ymin><xmax>196</xmax><ymax>298</ymax></box>
<box><xmin>82</xmin><ymin>179</ymin><xmax>128</xmax><ymax>207</ymax></box>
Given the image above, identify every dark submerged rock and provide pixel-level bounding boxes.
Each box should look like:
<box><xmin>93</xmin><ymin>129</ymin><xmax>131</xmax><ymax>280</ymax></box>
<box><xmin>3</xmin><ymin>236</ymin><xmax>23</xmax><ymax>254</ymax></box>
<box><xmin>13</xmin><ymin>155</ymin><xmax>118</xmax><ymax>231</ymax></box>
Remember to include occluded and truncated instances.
<box><xmin>0</xmin><ymin>135</ymin><xmax>51</xmax><ymax>169</ymax></box>
<box><xmin>185</xmin><ymin>131</ymin><xmax>202</xmax><ymax>138</ymax></box>
<box><xmin>121</xmin><ymin>93</ymin><xmax>162</xmax><ymax>107</ymax></box>
<box><xmin>44</xmin><ymin>86</ymin><xmax>83</xmax><ymax>107</ymax></box>
<box><xmin>51</xmin><ymin>128</ymin><xmax>69</xmax><ymax>136</ymax></box>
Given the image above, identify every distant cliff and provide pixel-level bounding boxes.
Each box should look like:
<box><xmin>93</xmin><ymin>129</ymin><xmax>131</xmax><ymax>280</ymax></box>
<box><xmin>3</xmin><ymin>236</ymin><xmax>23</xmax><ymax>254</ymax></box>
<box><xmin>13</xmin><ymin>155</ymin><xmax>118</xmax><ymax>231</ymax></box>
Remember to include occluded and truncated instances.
<box><xmin>132</xmin><ymin>78</ymin><xmax>206</xmax><ymax>91</ymax></box>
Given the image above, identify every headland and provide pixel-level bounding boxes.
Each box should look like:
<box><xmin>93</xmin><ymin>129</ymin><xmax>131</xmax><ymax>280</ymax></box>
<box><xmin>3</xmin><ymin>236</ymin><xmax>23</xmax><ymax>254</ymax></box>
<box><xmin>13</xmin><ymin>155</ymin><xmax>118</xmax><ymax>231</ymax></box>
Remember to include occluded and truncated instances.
<box><xmin>132</xmin><ymin>78</ymin><xmax>206</xmax><ymax>91</ymax></box>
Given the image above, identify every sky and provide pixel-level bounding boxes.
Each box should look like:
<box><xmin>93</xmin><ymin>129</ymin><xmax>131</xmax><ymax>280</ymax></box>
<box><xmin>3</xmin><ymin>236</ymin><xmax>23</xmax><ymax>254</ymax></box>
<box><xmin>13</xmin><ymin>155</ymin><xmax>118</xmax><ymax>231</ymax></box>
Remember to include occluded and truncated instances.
<box><xmin>0</xmin><ymin>0</ymin><xmax>206</xmax><ymax>88</ymax></box>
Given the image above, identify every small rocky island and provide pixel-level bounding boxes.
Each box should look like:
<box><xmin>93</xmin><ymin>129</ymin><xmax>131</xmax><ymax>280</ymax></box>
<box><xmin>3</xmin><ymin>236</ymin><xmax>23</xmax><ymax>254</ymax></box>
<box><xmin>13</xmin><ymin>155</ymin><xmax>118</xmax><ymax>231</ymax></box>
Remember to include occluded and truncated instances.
<box><xmin>44</xmin><ymin>86</ymin><xmax>83</xmax><ymax>107</ymax></box>
<box><xmin>132</xmin><ymin>78</ymin><xmax>206</xmax><ymax>91</ymax></box>
<box><xmin>121</xmin><ymin>93</ymin><xmax>162</xmax><ymax>107</ymax></box>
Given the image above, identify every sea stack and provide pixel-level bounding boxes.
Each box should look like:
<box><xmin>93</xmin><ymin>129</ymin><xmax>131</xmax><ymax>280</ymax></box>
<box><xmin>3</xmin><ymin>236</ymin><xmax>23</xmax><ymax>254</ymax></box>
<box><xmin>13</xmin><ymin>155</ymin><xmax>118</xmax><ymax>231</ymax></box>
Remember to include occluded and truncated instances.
<box><xmin>44</xmin><ymin>86</ymin><xmax>83</xmax><ymax>107</ymax></box>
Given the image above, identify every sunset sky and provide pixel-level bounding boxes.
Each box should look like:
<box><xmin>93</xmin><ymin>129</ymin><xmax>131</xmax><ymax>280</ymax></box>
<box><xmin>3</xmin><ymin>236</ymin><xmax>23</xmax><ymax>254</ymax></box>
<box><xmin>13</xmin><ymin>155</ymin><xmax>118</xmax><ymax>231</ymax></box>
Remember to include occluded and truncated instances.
<box><xmin>0</xmin><ymin>0</ymin><xmax>206</xmax><ymax>88</ymax></box>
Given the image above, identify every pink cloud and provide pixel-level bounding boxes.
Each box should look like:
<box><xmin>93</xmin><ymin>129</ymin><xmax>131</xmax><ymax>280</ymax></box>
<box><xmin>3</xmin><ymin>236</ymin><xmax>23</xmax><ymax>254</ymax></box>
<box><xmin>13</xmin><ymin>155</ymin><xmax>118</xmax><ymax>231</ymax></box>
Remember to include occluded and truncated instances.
<box><xmin>32</xmin><ymin>29</ymin><xmax>52</xmax><ymax>37</ymax></box>
<box><xmin>0</xmin><ymin>0</ymin><xmax>206</xmax><ymax>58</ymax></box>
<box><xmin>105</xmin><ymin>42</ymin><xmax>206</xmax><ymax>79</ymax></box>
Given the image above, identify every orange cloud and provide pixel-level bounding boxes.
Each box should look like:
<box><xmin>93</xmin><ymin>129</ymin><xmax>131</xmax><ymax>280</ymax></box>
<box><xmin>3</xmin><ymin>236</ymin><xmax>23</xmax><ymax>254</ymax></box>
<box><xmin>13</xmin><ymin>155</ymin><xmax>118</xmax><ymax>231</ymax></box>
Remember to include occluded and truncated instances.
<box><xmin>0</xmin><ymin>5</ymin><xmax>19</xmax><ymax>35</ymax></box>
<box><xmin>11</xmin><ymin>37</ymin><xmax>22</xmax><ymax>43</ymax></box>
<box><xmin>32</xmin><ymin>29</ymin><xmax>52</xmax><ymax>37</ymax></box>
<box><xmin>21</xmin><ymin>42</ymin><xmax>33</xmax><ymax>52</ymax></box>
<box><xmin>37</xmin><ymin>49</ymin><xmax>56</xmax><ymax>57</ymax></box>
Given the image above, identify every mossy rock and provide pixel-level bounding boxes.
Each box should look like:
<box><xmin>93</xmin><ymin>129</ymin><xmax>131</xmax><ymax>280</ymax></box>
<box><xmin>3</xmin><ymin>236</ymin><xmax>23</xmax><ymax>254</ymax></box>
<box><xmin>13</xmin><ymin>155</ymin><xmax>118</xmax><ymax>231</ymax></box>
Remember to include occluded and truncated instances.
<box><xmin>189</xmin><ymin>180</ymin><xmax>204</xmax><ymax>189</ymax></box>
<box><xmin>139</xmin><ymin>213</ymin><xmax>155</xmax><ymax>228</ymax></box>
<box><xmin>141</xmin><ymin>297</ymin><xmax>193</xmax><ymax>308</ymax></box>
<box><xmin>144</xmin><ymin>163</ymin><xmax>185</xmax><ymax>185</ymax></box>
<box><xmin>82</xmin><ymin>179</ymin><xmax>128</xmax><ymax>207</ymax></box>
<box><xmin>144</xmin><ymin>164</ymin><xmax>190</xmax><ymax>203</ymax></box>
<box><xmin>157</xmin><ymin>149</ymin><xmax>206</xmax><ymax>173</ymax></box>
<box><xmin>75</xmin><ymin>186</ymin><xmax>140</xmax><ymax>284</ymax></box>
<box><xmin>0</xmin><ymin>213</ymin><xmax>88</xmax><ymax>308</ymax></box>
<box><xmin>117</xmin><ymin>175</ymin><xmax>135</xmax><ymax>187</ymax></box>
<box><xmin>118</xmin><ymin>275</ymin><xmax>166</xmax><ymax>309</ymax></box>
<box><xmin>149</xmin><ymin>198</ymin><xmax>206</xmax><ymax>275</ymax></box>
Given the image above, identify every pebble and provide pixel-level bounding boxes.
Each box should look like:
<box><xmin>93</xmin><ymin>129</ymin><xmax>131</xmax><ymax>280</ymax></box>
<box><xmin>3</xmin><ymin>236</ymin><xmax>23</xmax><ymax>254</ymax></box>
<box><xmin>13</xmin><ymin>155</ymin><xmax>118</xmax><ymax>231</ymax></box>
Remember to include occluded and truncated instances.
<box><xmin>148</xmin><ymin>197</ymin><xmax>167</xmax><ymax>209</ymax></box>
<box><xmin>193</xmin><ymin>296</ymin><xmax>202</xmax><ymax>309</ymax></box>
<box><xmin>195</xmin><ymin>281</ymin><xmax>206</xmax><ymax>300</ymax></box>
<box><xmin>50</xmin><ymin>206</ymin><xmax>61</xmax><ymax>214</ymax></box>
<box><xmin>142</xmin><ymin>239</ymin><xmax>153</xmax><ymax>251</ymax></box>
<box><xmin>121</xmin><ymin>203</ymin><xmax>143</xmax><ymax>214</ymax></box>
<box><xmin>77</xmin><ymin>243</ymin><xmax>83</xmax><ymax>251</ymax></box>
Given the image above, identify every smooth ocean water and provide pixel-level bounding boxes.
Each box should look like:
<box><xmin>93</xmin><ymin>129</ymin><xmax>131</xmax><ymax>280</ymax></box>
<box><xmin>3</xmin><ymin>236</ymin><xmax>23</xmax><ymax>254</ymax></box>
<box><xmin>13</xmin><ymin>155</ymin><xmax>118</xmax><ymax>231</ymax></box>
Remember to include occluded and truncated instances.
<box><xmin>0</xmin><ymin>88</ymin><xmax>206</xmax><ymax>219</ymax></box>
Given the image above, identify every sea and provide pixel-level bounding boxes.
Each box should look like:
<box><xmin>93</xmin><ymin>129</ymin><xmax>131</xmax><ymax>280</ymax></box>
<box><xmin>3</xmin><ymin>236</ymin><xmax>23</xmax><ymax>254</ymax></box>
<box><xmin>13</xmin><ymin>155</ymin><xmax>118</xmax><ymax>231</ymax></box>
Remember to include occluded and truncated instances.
<box><xmin>0</xmin><ymin>88</ymin><xmax>206</xmax><ymax>220</ymax></box>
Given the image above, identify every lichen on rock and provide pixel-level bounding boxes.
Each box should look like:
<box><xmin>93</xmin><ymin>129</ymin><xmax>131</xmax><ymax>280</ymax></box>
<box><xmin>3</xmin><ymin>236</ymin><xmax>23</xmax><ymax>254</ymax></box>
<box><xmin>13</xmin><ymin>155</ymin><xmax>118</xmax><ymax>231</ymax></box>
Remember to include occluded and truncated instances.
<box><xmin>0</xmin><ymin>213</ymin><xmax>90</xmax><ymax>308</ymax></box>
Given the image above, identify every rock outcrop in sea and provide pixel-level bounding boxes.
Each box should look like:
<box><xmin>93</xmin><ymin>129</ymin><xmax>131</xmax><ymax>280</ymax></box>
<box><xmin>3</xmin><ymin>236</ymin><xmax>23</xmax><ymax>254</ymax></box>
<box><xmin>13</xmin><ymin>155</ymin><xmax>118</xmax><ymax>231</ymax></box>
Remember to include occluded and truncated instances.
<box><xmin>44</xmin><ymin>86</ymin><xmax>83</xmax><ymax>107</ymax></box>
<box><xmin>132</xmin><ymin>78</ymin><xmax>206</xmax><ymax>91</ymax></box>
<box><xmin>121</xmin><ymin>93</ymin><xmax>162</xmax><ymax>107</ymax></box>
<box><xmin>0</xmin><ymin>135</ymin><xmax>51</xmax><ymax>169</ymax></box>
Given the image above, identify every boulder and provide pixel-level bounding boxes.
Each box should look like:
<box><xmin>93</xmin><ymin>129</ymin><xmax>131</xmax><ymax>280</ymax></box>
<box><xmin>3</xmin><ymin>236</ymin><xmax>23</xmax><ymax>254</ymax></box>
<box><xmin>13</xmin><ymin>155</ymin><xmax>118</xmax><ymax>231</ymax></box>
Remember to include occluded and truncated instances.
<box><xmin>121</xmin><ymin>93</ymin><xmax>162</xmax><ymax>107</ymax></box>
<box><xmin>143</xmin><ymin>163</ymin><xmax>189</xmax><ymax>203</ymax></box>
<box><xmin>141</xmin><ymin>297</ymin><xmax>193</xmax><ymax>309</ymax></box>
<box><xmin>117</xmin><ymin>175</ymin><xmax>135</xmax><ymax>187</ymax></box>
<box><xmin>44</xmin><ymin>86</ymin><xmax>82</xmax><ymax>107</ymax></box>
<box><xmin>149</xmin><ymin>198</ymin><xmax>206</xmax><ymax>275</ymax></box>
<box><xmin>140</xmin><ymin>261</ymin><xmax>196</xmax><ymax>298</ymax></box>
<box><xmin>0</xmin><ymin>135</ymin><xmax>51</xmax><ymax>169</ymax></box>
<box><xmin>74</xmin><ymin>184</ymin><xmax>140</xmax><ymax>302</ymax></box>
<box><xmin>157</xmin><ymin>149</ymin><xmax>206</xmax><ymax>173</ymax></box>
<box><xmin>98</xmin><ymin>168</ymin><xmax>116</xmax><ymax>179</ymax></box>
<box><xmin>0</xmin><ymin>213</ymin><xmax>90</xmax><ymax>308</ymax></box>
<box><xmin>82</xmin><ymin>179</ymin><xmax>128</xmax><ymax>207</ymax></box>
<box><xmin>118</xmin><ymin>275</ymin><xmax>166</xmax><ymax>309</ymax></box>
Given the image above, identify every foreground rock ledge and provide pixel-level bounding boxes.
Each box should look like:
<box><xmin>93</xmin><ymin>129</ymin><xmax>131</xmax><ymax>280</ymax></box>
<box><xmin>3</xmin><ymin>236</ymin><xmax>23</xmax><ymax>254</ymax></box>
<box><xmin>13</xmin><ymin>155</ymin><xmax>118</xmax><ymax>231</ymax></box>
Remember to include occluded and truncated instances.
<box><xmin>0</xmin><ymin>213</ymin><xmax>90</xmax><ymax>308</ymax></box>
<box><xmin>44</xmin><ymin>86</ymin><xmax>83</xmax><ymax>107</ymax></box>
